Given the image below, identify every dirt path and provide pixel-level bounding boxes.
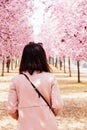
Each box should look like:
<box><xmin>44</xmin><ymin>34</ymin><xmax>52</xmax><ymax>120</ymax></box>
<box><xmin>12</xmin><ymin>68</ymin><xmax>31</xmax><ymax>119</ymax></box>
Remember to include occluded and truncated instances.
<box><xmin>0</xmin><ymin>66</ymin><xmax>87</xmax><ymax>130</ymax></box>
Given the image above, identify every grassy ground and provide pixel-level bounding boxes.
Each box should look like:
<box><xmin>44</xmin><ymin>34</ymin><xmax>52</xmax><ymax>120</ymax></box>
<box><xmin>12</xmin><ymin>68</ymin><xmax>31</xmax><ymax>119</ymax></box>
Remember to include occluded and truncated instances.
<box><xmin>0</xmin><ymin>65</ymin><xmax>87</xmax><ymax>130</ymax></box>
<box><xmin>51</xmin><ymin>65</ymin><xmax>87</xmax><ymax>130</ymax></box>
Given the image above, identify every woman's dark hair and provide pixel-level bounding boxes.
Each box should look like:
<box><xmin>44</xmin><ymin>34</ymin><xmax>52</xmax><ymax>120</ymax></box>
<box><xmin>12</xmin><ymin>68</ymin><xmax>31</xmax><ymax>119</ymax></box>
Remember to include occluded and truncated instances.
<box><xmin>19</xmin><ymin>42</ymin><xmax>50</xmax><ymax>75</ymax></box>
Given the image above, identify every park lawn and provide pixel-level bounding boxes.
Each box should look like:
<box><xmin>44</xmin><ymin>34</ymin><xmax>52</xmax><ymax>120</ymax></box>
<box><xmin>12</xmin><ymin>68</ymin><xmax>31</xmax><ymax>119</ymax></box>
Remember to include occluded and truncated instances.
<box><xmin>51</xmin><ymin>65</ymin><xmax>87</xmax><ymax>129</ymax></box>
<box><xmin>0</xmin><ymin>65</ymin><xmax>87</xmax><ymax>130</ymax></box>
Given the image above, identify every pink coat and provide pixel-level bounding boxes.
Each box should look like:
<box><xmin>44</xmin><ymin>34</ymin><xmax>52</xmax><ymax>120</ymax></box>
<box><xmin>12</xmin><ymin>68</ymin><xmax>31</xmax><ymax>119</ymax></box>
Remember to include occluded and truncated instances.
<box><xmin>7</xmin><ymin>72</ymin><xmax>63</xmax><ymax>130</ymax></box>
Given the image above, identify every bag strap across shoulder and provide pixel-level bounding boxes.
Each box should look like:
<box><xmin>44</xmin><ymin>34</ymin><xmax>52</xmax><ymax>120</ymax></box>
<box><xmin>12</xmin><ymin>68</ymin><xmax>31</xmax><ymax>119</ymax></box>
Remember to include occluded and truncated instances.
<box><xmin>21</xmin><ymin>73</ymin><xmax>55</xmax><ymax>115</ymax></box>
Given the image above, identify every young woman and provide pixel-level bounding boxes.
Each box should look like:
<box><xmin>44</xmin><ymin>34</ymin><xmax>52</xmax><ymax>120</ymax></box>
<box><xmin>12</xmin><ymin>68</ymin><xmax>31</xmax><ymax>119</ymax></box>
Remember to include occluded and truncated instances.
<box><xmin>7</xmin><ymin>42</ymin><xmax>63</xmax><ymax>130</ymax></box>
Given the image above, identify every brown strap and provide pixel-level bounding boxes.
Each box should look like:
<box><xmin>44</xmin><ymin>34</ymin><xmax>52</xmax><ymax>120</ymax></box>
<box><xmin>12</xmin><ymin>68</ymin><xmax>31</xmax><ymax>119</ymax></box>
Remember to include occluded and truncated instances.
<box><xmin>22</xmin><ymin>73</ymin><xmax>55</xmax><ymax>115</ymax></box>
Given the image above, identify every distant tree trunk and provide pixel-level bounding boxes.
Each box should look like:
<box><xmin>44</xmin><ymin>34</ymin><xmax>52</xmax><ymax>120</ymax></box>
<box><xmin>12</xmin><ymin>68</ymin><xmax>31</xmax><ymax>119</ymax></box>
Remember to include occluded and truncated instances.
<box><xmin>1</xmin><ymin>57</ymin><xmax>5</xmax><ymax>76</ymax></box>
<box><xmin>77</xmin><ymin>60</ymin><xmax>80</xmax><ymax>83</ymax></box>
<box><xmin>11</xmin><ymin>59</ymin><xmax>13</xmax><ymax>70</ymax></box>
<box><xmin>15</xmin><ymin>59</ymin><xmax>17</xmax><ymax>68</ymax></box>
<box><xmin>52</xmin><ymin>57</ymin><xmax>54</xmax><ymax>65</ymax></box>
<box><xmin>59</xmin><ymin>57</ymin><xmax>62</xmax><ymax>70</ymax></box>
<box><xmin>55</xmin><ymin>57</ymin><xmax>58</xmax><ymax>68</ymax></box>
<box><xmin>68</xmin><ymin>57</ymin><xmax>71</xmax><ymax>77</ymax></box>
<box><xmin>63</xmin><ymin>56</ymin><xmax>66</xmax><ymax>73</ymax></box>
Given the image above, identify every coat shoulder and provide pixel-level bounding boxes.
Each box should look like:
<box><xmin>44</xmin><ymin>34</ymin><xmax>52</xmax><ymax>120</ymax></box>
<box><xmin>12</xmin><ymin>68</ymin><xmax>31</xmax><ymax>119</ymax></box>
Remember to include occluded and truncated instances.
<box><xmin>11</xmin><ymin>74</ymin><xmax>24</xmax><ymax>83</ymax></box>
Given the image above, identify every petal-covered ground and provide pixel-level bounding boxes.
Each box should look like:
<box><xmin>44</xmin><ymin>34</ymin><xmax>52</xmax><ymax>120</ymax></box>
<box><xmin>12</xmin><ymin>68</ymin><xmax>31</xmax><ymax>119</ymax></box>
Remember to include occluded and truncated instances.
<box><xmin>0</xmin><ymin>65</ymin><xmax>87</xmax><ymax>130</ymax></box>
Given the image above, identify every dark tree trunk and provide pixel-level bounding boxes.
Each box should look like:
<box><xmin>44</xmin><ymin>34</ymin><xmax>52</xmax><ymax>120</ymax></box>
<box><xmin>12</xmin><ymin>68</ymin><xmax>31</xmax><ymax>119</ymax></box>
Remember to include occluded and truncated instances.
<box><xmin>52</xmin><ymin>57</ymin><xmax>54</xmax><ymax>65</ymax></box>
<box><xmin>11</xmin><ymin>59</ymin><xmax>13</xmax><ymax>70</ymax></box>
<box><xmin>55</xmin><ymin>57</ymin><xmax>58</xmax><ymax>68</ymax></box>
<box><xmin>1</xmin><ymin>57</ymin><xmax>5</xmax><ymax>76</ymax></box>
<box><xmin>68</xmin><ymin>57</ymin><xmax>71</xmax><ymax>77</ymax></box>
<box><xmin>59</xmin><ymin>57</ymin><xmax>62</xmax><ymax>70</ymax></box>
<box><xmin>63</xmin><ymin>56</ymin><xmax>66</xmax><ymax>73</ymax></box>
<box><xmin>77</xmin><ymin>60</ymin><xmax>80</xmax><ymax>83</ymax></box>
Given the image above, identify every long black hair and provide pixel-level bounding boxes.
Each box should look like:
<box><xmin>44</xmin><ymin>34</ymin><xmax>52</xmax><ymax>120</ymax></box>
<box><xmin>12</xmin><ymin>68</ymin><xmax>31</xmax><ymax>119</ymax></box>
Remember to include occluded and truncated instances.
<box><xmin>19</xmin><ymin>42</ymin><xmax>50</xmax><ymax>75</ymax></box>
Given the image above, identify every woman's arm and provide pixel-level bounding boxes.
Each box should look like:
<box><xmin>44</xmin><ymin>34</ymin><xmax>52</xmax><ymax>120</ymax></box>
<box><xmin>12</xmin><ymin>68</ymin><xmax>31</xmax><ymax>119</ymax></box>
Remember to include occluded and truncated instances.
<box><xmin>51</xmin><ymin>75</ymin><xmax>64</xmax><ymax>116</ymax></box>
<box><xmin>7</xmin><ymin>79</ymin><xmax>18</xmax><ymax>120</ymax></box>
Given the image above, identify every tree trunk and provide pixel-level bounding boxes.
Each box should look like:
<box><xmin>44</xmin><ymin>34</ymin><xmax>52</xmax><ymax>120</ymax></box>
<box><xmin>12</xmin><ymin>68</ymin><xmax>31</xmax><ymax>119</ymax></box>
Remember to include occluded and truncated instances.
<box><xmin>59</xmin><ymin>57</ymin><xmax>62</xmax><ymax>70</ymax></box>
<box><xmin>63</xmin><ymin>56</ymin><xmax>66</xmax><ymax>73</ymax></box>
<box><xmin>52</xmin><ymin>57</ymin><xmax>54</xmax><ymax>65</ymax></box>
<box><xmin>11</xmin><ymin>59</ymin><xmax>13</xmax><ymax>70</ymax></box>
<box><xmin>55</xmin><ymin>57</ymin><xmax>58</xmax><ymax>68</ymax></box>
<box><xmin>77</xmin><ymin>60</ymin><xmax>80</xmax><ymax>83</ymax></box>
<box><xmin>1</xmin><ymin>57</ymin><xmax>5</xmax><ymax>76</ymax></box>
<box><xmin>68</xmin><ymin>57</ymin><xmax>71</xmax><ymax>77</ymax></box>
<box><xmin>15</xmin><ymin>59</ymin><xmax>17</xmax><ymax>68</ymax></box>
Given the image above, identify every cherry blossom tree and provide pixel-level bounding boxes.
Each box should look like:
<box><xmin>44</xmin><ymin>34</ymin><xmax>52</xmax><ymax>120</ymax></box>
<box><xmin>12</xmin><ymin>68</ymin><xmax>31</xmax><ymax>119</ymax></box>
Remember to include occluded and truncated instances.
<box><xmin>0</xmin><ymin>0</ymin><xmax>87</xmax><ymax>81</ymax></box>
<box><xmin>0</xmin><ymin>0</ymin><xmax>33</xmax><ymax>75</ymax></box>
<box><xmin>61</xmin><ymin>0</ymin><xmax>87</xmax><ymax>82</ymax></box>
<box><xmin>37</xmin><ymin>0</ymin><xmax>87</xmax><ymax>82</ymax></box>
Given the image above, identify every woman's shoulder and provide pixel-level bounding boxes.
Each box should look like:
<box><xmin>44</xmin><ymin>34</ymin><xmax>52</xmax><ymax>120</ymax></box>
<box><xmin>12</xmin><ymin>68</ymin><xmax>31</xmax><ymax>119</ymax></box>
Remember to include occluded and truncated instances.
<box><xmin>42</xmin><ymin>72</ymin><xmax>56</xmax><ymax>79</ymax></box>
<box><xmin>11</xmin><ymin>74</ymin><xmax>24</xmax><ymax>82</ymax></box>
<box><xmin>44</xmin><ymin>71</ymin><xmax>55</xmax><ymax>75</ymax></box>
